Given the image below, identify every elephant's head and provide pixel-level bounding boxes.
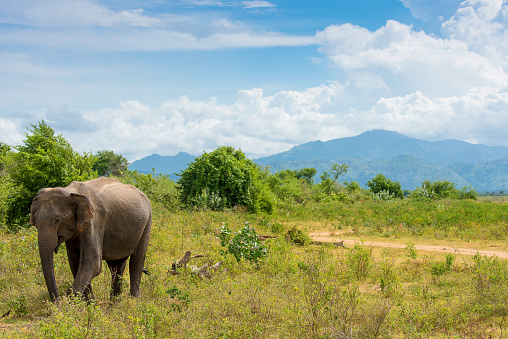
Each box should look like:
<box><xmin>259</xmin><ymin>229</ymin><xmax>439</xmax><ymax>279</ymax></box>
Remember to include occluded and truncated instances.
<box><xmin>30</xmin><ymin>187</ymin><xmax>93</xmax><ymax>301</ymax></box>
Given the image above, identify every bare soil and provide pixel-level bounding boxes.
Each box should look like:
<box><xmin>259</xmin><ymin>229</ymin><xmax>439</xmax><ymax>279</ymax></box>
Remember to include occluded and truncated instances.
<box><xmin>309</xmin><ymin>231</ymin><xmax>508</xmax><ymax>259</ymax></box>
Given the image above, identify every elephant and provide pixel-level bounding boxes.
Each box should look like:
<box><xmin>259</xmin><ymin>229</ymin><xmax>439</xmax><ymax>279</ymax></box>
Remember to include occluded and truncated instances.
<box><xmin>30</xmin><ymin>177</ymin><xmax>152</xmax><ymax>302</ymax></box>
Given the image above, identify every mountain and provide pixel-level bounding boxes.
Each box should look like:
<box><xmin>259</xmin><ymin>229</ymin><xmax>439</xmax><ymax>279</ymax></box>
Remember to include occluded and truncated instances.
<box><xmin>257</xmin><ymin>130</ymin><xmax>508</xmax><ymax>166</ymax></box>
<box><xmin>128</xmin><ymin>131</ymin><xmax>508</xmax><ymax>192</ymax></box>
<box><xmin>449</xmin><ymin>157</ymin><xmax>508</xmax><ymax>192</ymax></box>
<box><xmin>129</xmin><ymin>152</ymin><xmax>196</xmax><ymax>179</ymax></box>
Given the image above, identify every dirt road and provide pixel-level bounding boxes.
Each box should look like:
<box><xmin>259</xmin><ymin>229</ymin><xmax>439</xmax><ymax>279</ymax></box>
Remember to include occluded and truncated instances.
<box><xmin>309</xmin><ymin>232</ymin><xmax>508</xmax><ymax>259</ymax></box>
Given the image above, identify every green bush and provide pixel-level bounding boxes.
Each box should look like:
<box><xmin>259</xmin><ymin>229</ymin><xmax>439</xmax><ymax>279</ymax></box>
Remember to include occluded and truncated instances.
<box><xmin>366</xmin><ymin>174</ymin><xmax>403</xmax><ymax>199</ymax></box>
<box><xmin>346</xmin><ymin>243</ymin><xmax>372</xmax><ymax>280</ymax></box>
<box><xmin>458</xmin><ymin>185</ymin><xmax>478</xmax><ymax>200</ymax></box>
<box><xmin>218</xmin><ymin>222</ymin><xmax>268</xmax><ymax>263</ymax></box>
<box><xmin>178</xmin><ymin>146</ymin><xmax>270</xmax><ymax>212</ymax></box>
<box><xmin>431</xmin><ymin>254</ymin><xmax>454</xmax><ymax>276</ymax></box>
<box><xmin>285</xmin><ymin>226</ymin><xmax>312</xmax><ymax>246</ymax></box>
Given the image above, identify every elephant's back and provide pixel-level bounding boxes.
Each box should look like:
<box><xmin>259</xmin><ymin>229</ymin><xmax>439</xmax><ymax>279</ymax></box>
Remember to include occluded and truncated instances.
<box><xmin>98</xmin><ymin>181</ymin><xmax>151</xmax><ymax>215</ymax></box>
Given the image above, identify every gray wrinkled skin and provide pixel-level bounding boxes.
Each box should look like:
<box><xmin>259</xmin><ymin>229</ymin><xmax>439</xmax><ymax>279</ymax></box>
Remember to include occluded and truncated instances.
<box><xmin>30</xmin><ymin>177</ymin><xmax>152</xmax><ymax>302</ymax></box>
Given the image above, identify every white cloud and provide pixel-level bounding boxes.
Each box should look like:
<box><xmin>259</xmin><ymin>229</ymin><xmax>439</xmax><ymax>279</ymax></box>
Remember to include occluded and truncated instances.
<box><xmin>2</xmin><ymin>81</ymin><xmax>508</xmax><ymax>162</ymax></box>
<box><xmin>316</xmin><ymin>20</ymin><xmax>508</xmax><ymax>98</ymax></box>
<box><xmin>0</xmin><ymin>118</ymin><xmax>23</xmax><ymax>146</ymax></box>
<box><xmin>0</xmin><ymin>0</ymin><xmax>310</xmax><ymax>51</ymax></box>
<box><xmin>240</xmin><ymin>1</ymin><xmax>276</xmax><ymax>9</ymax></box>
<box><xmin>368</xmin><ymin>86</ymin><xmax>508</xmax><ymax>145</ymax></box>
<box><xmin>0</xmin><ymin>0</ymin><xmax>165</xmax><ymax>28</ymax></box>
<box><xmin>399</xmin><ymin>0</ymin><xmax>463</xmax><ymax>25</ymax></box>
<box><xmin>186</xmin><ymin>0</ymin><xmax>276</xmax><ymax>9</ymax></box>
<box><xmin>441</xmin><ymin>0</ymin><xmax>508</xmax><ymax>67</ymax></box>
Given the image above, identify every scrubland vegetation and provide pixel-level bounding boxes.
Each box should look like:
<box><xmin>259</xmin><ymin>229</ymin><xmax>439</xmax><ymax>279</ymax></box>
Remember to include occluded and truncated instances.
<box><xmin>1</xmin><ymin>121</ymin><xmax>508</xmax><ymax>338</ymax></box>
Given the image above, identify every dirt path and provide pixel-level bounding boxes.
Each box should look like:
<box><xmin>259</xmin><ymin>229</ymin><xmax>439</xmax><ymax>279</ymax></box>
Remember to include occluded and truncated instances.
<box><xmin>309</xmin><ymin>232</ymin><xmax>508</xmax><ymax>259</ymax></box>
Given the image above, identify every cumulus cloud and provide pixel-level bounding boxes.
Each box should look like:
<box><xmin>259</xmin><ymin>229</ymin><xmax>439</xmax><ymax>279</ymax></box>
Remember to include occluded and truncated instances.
<box><xmin>0</xmin><ymin>118</ymin><xmax>23</xmax><ymax>146</ymax></box>
<box><xmin>15</xmin><ymin>82</ymin><xmax>498</xmax><ymax>162</ymax></box>
<box><xmin>368</xmin><ymin>86</ymin><xmax>508</xmax><ymax>144</ymax></box>
<box><xmin>441</xmin><ymin>0</ymin><xmax>508</xmax><ymax>67</ymax></box>
<box><xmin>316</xmin><ymin>20</ymin><xmax>508</xmax><ymax>98</ymax></box>
<box><xmin>400</xmin><ymin>0</ymin><xmax>462</xmax><ymax>25</ymax></box>
<box><xmin>2</xmin><ymin>0</ymin><xmax>508</xmax><ymax>163</ymax></box>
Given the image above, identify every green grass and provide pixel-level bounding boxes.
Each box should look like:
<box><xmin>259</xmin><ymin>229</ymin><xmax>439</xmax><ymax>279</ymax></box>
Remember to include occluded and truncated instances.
<box><xmin>2</xmin><ymin>200</ymin><xmax>508</xmax><ymax>338</ymax></box>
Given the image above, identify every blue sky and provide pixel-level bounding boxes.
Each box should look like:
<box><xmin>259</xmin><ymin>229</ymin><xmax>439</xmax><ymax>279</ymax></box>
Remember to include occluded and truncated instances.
<box><xmin>1</xmin><ymin>0</ymin><xmax>507</xmax><ymax>161</ymax></box>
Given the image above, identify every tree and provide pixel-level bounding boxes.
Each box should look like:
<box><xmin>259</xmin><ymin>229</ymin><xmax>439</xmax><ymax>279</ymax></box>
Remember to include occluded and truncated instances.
<box><xmin>93</xmin><ymin>150</ymin><xmax>129</xmax><ymax>176</ymax></box>
<box><xmin>0</xmin><ymin>143</ymin><xmax>14</xmax><ymax>226</ymax></box>
<box><xmin>178</xmin><ymin>146</ymin><xmax>270</xmax><ymax>212</ymax></box>
<box><xmin>7</xmin><ymin>121</ymin><xmax>97</xmax><ymax>226</ymax></box>
<box><xmin>0</xmin><ymin>142</ymin><xmax>11</xmax><ymax>175</ymax></box>
<box><xmin>320</xmin><ymin>163</ymin><xmax>349</xmax><ymax>196</ymax></box>
<box><xmin>295</xmin><ymin>168</ymin><xmax>317</xmax><ymax>185</ymax></box>
<box><xmin>265</xmin><ymin>169</ymin><xmax>313</xmax><ymax>205</ymax></box>
<box><xmin>366</xmin><ymin>174</ymin><xmax>403</xmax><ymax>199</ymax></box>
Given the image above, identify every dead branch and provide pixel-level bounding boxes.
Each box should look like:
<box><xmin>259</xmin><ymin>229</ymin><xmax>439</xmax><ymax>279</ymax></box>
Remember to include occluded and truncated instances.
<box><xmin>169</xmin><ymin>251</ymin><xmax>223</xmax><ymax>279</ymax></box>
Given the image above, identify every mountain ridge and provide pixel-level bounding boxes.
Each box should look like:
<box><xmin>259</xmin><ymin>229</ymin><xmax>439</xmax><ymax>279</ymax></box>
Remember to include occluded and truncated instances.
<box><xmin>256</xmin><ymin>130</ymin><xmax>508</xmax><ymax>166</ymax></box>
<box><xmin>129</xmin><ymin>130</ymin><xmax>508</xmax><ymax>191</ymax></box>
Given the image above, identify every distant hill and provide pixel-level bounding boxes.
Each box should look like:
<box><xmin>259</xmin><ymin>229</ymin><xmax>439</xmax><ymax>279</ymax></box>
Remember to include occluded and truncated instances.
<box><xmin>449</xmin><ymin>157</ymin><xmax>508</xmax><ymax>192</ymax></box>
<box><xmin>129</xmin><ymin>130</ymin><xmax>508</xmax><ymax>192</ymax></box>
<box><xmin>256</xmin><ymin>130</ymin><xmax>508</xmax><ymax>166</ymax></box>
<box><xmin>128</xmin><ymin>152</ymin><xmax>196</xmax><ymax>179</ymax></box>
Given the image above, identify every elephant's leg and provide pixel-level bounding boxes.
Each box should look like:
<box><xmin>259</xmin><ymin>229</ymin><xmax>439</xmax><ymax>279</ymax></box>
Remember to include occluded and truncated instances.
<box><xmin>107</xmin><ymin>258</ymin><xmax>127</xmax><ymax>298</ymax></box>
<box><xmin>128</xmin><ymin>219</ymin><xmax>151</xmax><ymax>298</ymax></box>
<box><xmin>66</xmin><ymin>240</ymin><xmax>95</xmax><ymax>301</ymax></box>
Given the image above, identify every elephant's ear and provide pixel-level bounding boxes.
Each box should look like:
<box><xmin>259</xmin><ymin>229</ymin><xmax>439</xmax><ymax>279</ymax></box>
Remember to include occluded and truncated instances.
<box><xmin>71</xmin><ymin>193</ymin><xmax>94</xmax><ymax>233</ymax></box>
<box><xmin>29</xmin><ymin>197</ymin><xmax>38</xmax><ymax>227</ymax></box>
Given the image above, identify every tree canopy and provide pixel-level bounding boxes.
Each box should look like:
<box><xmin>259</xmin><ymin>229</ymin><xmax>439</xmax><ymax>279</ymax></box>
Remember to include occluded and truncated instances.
<box><xmin>93</xmin><ymin>150</ymin><xmax>129</xmax><ymax>176</ymax></box>
<box><xmin>6</xmin><ymin>121</ymin><xmax>97</xmax><ymax>225</ymax></box>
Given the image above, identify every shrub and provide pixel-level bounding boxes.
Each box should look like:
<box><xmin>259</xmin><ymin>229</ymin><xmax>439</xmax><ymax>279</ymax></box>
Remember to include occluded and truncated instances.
<box><xmin>366</xmin><ymin>174</ymin><xmax>403</xmax><ymax>199</ymax></box>
<box><xmin>218</xmin><ymin>222</ymin><xmax>268</xmax><ymax>263</ymax></box>
<box><xmin>285</xmin><ymin>226</ymin><xmax>312</xmax><ymax>246</ymax></box>
<box><xmin>458</xmin><ymin>185</ymin><xmax>478</xmax><ymax>200</ymax></box>
<box><xmin>410</xmin><ymin>185</ymin><xmax>435</xmax><ymax>201</ymax></box>
<box><xmin>178</xmin><ymin>146</ymin><xmax>268</xmax><ymax>212</ymax></box>
<box><xmin>346</xmin><ymin>243</ymin><xmax>372</xmax><ymax>280</ymax></box>
<box><xmin>422</xmin><ymin>180</ymin><xmax>456</xmax><ymax>199</ymax></box>
<box><xmin>431</xmin><ymin>254</ymin><xmax>454</xmax><ymax>276</ymax></box>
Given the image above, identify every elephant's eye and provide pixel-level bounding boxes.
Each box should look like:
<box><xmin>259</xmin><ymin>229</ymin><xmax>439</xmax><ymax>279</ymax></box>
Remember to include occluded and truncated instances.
<box><xmin>55</xmin><ymin>217</ymin><xmax>61</xmax><ymax>224</ymax></box>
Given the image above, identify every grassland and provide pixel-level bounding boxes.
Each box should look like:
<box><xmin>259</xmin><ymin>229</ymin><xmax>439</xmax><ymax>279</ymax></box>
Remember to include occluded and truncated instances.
<box><xmin>1</xmin><ymin>199</ymin><xmax>508</xmax><ymax>338</ymax></box>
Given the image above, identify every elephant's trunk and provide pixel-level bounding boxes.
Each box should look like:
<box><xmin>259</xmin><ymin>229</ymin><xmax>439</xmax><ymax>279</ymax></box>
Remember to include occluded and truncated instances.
<box><xmin>38</xmin><ymin>232</ymin><xmax>59</xmax><ymax>302</ymax></box>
